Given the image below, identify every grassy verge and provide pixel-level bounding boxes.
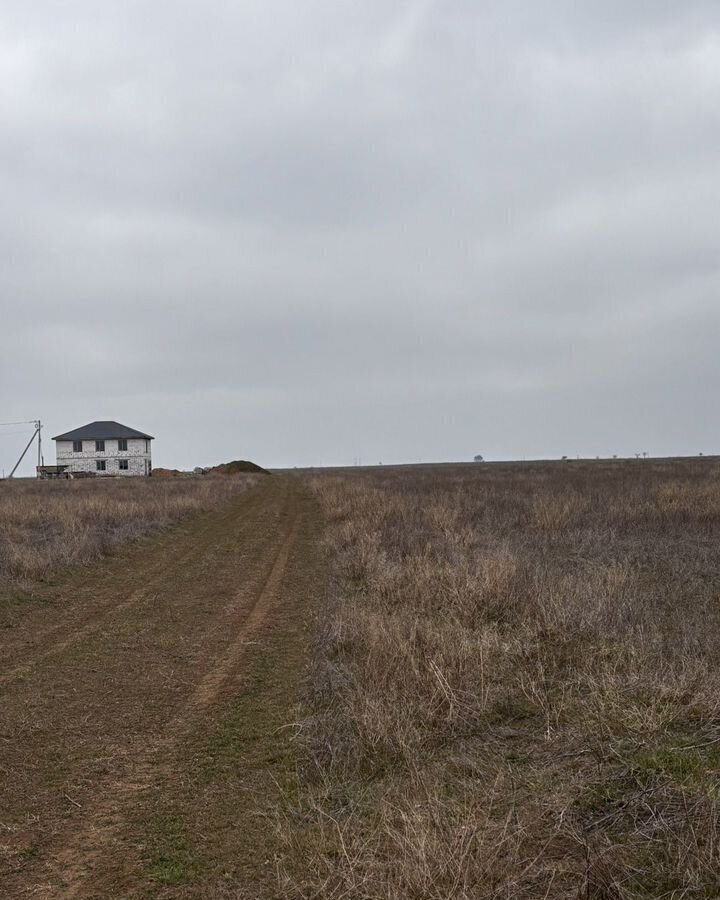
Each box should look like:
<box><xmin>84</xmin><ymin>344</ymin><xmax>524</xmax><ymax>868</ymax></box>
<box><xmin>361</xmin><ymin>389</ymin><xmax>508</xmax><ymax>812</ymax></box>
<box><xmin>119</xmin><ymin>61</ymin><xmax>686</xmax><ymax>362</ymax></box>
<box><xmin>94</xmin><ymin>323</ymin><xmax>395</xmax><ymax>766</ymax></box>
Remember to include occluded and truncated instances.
<box><xmin>279</xmin><ymin>460</ymin><xmax>720</xmax><ymax>899</ymax></box>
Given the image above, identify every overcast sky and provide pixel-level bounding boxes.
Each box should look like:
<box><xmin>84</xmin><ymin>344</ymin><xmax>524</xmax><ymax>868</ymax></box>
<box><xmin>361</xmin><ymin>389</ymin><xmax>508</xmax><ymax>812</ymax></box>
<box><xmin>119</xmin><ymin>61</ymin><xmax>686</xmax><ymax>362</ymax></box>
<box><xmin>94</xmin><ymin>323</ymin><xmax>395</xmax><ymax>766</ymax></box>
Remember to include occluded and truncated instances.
<box><xmin>2</xmin><ymin>1</ymin><xmax>720</xmax><ymax>473</ymax></box>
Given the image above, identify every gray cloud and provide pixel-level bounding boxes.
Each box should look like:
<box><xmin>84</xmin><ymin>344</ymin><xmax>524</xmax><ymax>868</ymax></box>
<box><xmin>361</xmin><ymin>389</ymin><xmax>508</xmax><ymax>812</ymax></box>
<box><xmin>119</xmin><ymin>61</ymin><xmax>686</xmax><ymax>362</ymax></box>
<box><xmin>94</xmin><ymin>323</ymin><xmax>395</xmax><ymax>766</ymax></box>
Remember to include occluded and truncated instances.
<box><xmin>2</xmin><ymin>1</ymin><xmax>720</xmax><ymax>472</ymax></box>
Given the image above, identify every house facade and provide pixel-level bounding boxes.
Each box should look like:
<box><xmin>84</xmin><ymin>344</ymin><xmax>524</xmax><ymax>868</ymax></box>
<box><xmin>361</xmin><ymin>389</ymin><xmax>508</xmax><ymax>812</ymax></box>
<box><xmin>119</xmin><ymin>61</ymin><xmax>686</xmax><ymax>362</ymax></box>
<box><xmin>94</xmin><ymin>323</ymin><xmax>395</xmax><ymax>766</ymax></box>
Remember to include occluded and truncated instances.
<box><xmin>53</xmin><ymin>421</ymin><xmax>154</xmax><ymax>476</ymax></box>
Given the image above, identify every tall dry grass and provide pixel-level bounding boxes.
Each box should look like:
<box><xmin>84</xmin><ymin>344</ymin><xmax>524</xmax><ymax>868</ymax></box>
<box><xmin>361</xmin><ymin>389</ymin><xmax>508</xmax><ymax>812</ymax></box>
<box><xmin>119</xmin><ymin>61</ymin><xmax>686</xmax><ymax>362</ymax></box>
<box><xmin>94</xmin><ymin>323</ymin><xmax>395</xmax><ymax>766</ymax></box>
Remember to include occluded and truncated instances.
<box><xmin>280</xmin><ymin>459</ymin><xmax>720</xmax><ymax>899</ymax></box>
<box><xmin>0</xmin><ymin>475</ymin><xmax>257</xmax><ymax>583</ymax></box>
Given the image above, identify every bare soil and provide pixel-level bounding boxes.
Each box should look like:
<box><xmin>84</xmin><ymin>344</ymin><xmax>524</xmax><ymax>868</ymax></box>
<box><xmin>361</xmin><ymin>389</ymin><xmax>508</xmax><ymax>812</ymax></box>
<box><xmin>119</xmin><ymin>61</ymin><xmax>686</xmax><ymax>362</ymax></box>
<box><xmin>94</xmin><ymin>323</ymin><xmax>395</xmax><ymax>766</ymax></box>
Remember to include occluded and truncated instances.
<box><xmin>208</xmin><ymin>461</ymin><xmax>270</xmax><ymax>476</ymax></box>
<box><xmin>0</xmin><ymin>475</ymin><xmax>325</xmax><ymax>899</ymax></box>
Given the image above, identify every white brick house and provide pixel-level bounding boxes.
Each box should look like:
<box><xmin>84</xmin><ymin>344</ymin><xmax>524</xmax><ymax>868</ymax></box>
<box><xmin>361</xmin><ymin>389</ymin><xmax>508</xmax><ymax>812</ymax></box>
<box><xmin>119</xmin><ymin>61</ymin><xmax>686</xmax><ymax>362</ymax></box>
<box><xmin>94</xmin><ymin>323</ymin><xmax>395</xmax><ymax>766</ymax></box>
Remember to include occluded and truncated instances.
<box><xmin>52</xmin><ymin>421</ymin><xmax>154</xmax><ymax>476</ymax></box>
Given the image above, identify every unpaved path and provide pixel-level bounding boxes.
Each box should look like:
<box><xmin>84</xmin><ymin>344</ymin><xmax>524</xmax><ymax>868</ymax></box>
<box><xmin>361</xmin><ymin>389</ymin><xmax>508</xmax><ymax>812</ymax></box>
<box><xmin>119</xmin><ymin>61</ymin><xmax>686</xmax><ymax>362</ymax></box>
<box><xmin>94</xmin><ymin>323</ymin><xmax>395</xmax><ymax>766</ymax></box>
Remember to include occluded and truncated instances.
<box><xmin>0</xmin><ymin>476</ymin><xmax>324</xmax><ymax>898</ymax></box>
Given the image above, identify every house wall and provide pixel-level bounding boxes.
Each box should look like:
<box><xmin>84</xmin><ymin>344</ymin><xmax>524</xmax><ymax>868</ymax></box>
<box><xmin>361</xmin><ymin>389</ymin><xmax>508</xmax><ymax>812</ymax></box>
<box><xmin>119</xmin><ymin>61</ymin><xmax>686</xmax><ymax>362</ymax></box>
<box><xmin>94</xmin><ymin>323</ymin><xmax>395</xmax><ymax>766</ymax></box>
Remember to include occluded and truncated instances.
<box><xmin>55</xmin><ymin>437</ymin><xmax>152</xmax><ymax>476</ymax></box>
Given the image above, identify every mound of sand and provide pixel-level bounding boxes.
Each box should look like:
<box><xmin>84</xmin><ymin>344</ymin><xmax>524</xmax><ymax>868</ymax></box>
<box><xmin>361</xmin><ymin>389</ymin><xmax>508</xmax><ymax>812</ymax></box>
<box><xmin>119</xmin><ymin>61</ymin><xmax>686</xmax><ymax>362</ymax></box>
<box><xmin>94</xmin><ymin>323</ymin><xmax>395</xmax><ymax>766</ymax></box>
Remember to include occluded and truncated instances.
<box><xmin>208</xmin><ymin>460</ymin><xmax>270</xmax><ymax>476</ymax></box>
<box><xmin>152</xmin><ymin>467</ymin><xmax>183</xmax><ymax>477</ymax></box>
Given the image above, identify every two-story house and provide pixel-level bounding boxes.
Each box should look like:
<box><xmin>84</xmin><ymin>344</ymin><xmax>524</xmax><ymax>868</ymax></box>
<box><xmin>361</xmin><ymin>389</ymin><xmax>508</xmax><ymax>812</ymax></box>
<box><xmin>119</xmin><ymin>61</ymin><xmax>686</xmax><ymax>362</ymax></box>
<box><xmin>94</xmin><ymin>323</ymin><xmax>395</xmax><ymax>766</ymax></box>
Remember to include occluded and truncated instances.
<box><xmin>53</xmin><ymin>421</ymin><xmax>154</xmax><ymax>476</ymax></box>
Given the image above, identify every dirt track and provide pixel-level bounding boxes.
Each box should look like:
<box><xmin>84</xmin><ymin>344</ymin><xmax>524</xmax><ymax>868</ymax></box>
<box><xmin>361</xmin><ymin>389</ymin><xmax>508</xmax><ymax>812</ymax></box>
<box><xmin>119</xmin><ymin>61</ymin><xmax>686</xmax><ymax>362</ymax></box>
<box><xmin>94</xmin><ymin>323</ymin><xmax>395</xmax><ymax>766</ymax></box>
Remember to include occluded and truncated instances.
<box><xmin>0</xmin><ymin>476</ymin><xmax>324</xmax><ymax>898</ymax></box>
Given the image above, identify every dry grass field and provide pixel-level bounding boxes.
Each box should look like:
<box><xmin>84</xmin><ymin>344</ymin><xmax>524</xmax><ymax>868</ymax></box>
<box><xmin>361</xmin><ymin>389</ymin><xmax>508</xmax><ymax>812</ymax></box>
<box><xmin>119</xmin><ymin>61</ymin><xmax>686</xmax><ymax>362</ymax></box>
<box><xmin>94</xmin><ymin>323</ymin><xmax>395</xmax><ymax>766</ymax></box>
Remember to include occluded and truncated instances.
<box><xmin>5</xmin><ymin>460</ymin><xmax>720</xmax><ymax>898</ymax></box>
<box><xmin>0</xmin><ymin>475</ymin><xmax>258</xmax><ymax>585</ymax></box>
<box><xmin>280</xmin><ymin>459</ymin><xmax>720</xmax><ymax>899</ymax></box>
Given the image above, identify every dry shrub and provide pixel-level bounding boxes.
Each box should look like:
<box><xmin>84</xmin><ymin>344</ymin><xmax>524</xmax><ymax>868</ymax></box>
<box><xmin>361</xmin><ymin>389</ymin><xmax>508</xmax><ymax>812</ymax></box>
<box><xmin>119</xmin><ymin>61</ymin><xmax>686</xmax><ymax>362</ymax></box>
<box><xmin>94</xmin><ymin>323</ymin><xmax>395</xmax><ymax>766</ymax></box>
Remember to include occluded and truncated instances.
<box><xmin>278</xmin><ymin>458</ymin><xmax>720</xmax><ymax>898</ymax></box>
<box><xmin>0</xmin><ymin>475</ymin><xmax>258</xmax><ymax>584</ymax></box>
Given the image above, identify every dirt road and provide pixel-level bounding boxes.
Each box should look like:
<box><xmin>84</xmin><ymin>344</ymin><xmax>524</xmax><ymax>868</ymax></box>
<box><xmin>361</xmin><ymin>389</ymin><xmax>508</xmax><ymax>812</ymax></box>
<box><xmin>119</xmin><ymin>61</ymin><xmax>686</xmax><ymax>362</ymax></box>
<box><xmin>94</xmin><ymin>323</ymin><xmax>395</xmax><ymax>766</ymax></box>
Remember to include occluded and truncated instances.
<box><xmin>0</xmin><ymin>476</ymin><xmax>324</xmax><ymax>899</ymax></box>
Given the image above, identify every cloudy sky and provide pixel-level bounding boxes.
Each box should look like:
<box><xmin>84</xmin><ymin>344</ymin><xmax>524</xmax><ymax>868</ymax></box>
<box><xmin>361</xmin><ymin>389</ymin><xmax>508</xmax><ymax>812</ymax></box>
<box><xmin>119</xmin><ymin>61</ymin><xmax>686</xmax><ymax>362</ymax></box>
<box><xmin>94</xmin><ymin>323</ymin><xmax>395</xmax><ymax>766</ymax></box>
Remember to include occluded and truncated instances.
<box><xmin>2</xmin><ymin>1</ymin><xmax>719</xmax><ymax>473</ymax></box>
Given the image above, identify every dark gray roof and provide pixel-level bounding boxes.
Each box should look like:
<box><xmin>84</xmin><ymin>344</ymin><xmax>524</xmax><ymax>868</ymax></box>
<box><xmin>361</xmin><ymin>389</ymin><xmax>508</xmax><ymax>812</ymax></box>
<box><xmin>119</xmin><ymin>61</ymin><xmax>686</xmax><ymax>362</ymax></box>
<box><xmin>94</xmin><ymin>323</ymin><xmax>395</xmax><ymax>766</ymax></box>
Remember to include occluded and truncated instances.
<box><xmin>52</xmin><ymin>421</ymin><xmax>154</xmax><ymax>441</ymax></box>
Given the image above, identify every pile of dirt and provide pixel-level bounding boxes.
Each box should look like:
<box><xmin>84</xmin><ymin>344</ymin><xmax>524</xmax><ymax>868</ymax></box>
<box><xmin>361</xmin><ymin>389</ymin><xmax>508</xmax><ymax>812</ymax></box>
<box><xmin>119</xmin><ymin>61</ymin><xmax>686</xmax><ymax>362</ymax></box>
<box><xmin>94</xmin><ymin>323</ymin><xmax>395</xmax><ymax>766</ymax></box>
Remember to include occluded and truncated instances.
<box><xmin>208</xmin><ymin>460</ymin><xmax>270</xmax><ymax>476</ymax></box>
<box><xmin>151</xmin><ymin>468</ymin><xmax>184</xmax><ymax>477</ymax></box>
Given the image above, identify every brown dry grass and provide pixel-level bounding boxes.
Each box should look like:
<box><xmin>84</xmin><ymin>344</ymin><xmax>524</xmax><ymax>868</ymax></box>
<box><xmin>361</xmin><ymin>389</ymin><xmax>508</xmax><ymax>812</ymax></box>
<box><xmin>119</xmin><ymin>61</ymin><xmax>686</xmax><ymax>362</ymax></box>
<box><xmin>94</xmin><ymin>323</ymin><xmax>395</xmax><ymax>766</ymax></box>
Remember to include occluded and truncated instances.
<box><xmin>279</xmin><ymin>459</ymin><xmax>720</xmax><ymax>899</ymax></box>
<box><xmin>0</xmin><ymin>475</ymin><xmax>258</xmax><ymax>584</ymax></box>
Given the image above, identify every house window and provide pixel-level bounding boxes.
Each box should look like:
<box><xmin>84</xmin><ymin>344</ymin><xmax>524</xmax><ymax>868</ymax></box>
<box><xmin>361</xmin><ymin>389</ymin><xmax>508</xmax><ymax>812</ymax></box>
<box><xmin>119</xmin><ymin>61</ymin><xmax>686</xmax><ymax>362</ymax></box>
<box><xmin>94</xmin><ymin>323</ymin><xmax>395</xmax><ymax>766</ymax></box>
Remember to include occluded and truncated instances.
<box><xmin>96</xmin><ymin>440</ymin><xmax>105</xmax><ymax>452</ymax></box>
<box><xmin>96</xmin><ymin>460</ymin><xmax>106</xmax><ymax>471</ymax></box>
<box><xmin>119</xmin><ymin>459</ymin><xmax>129</xmax><ymax>471</ymax></box>
<box><xmin>118</xmin><ymin>438</ymin><xmax>128</xmax><ymax>452</ymax></box>
<box><xmin>72</xmin><ymin>440</ymin><xmax>82</xmax><ymax>453</ymax></box>
<box><xmin>145</xmin><ymin>439</ymin><xmax>150</xmax><ymax>453</ymax></box>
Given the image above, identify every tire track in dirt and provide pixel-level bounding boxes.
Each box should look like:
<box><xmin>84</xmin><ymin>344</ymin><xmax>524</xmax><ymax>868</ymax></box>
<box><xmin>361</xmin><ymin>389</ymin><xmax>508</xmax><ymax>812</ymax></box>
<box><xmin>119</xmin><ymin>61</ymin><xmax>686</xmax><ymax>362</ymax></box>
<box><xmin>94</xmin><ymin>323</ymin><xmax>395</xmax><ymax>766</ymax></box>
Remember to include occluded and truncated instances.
<box><xmin>0</xmin><ymin>494</ymin><xmax>252</xmax><ymax>671</ymax></box>
<box><xmin>0</xmin><ymin>485</ymin><xmax>272</xmax><ymax>689</ymax></box>
<box><xmin>0</xmin><ymin>477</ymin><xmax>314</xmax><ymax>899</ymax></box>
<box><xmin>17</xmin><ymin>512</ymin><xmax>301</xmax><ymax>900</ymax></box>
<box><xmin>186</xmin><ymin>513</ymin><xmax>301</xmax><ymax>716</ymax></box>
<box><xmin>40</xmin><ymin>514</ymin><xmax>302</xmax><ymax>900</ymax></box>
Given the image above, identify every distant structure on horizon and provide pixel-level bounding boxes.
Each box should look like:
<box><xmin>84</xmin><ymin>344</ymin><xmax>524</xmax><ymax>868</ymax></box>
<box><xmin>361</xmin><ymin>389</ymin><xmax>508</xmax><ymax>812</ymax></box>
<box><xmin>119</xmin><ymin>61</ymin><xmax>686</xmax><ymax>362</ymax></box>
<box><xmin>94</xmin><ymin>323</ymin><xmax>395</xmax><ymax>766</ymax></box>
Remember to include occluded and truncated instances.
<box><xmin>50</xmin><ymin>421</ymin><xmax>154</xmax><ymax>477</ymax></box>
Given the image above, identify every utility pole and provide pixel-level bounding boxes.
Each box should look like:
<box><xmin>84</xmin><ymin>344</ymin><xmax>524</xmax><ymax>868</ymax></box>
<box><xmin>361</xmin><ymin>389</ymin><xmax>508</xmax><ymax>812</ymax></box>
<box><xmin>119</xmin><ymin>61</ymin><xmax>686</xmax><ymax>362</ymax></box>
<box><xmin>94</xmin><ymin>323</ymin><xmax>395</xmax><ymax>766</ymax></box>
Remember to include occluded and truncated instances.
<box><xmin>2</xmin><ymin>419</ymin><xmax>43</xmax><ymax>479</ymax></box>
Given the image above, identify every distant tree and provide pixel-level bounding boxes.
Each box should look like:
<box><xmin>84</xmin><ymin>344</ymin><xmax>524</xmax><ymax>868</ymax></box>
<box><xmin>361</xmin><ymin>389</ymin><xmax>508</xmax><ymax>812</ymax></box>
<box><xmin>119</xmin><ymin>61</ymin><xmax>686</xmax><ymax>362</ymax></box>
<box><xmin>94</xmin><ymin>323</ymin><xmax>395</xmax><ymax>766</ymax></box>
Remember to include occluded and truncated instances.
<box><xmin>474</xmin><ymin>454</ymin><xmax>484</xmax><ymax>462</ymax></box>
<box><xmin>561</xmin><ymin>455</ymin><xmax>568</xmax><ymax>461</ymax></box>
<box><xmin>642</xmin><ymin>451</ymin><xmax>648</xmax><ymax>459</ymax></box>
<box><xmin>612</xmin><ymin>454</ymin><xmax>618</xmax><ymax>459</ymax></box>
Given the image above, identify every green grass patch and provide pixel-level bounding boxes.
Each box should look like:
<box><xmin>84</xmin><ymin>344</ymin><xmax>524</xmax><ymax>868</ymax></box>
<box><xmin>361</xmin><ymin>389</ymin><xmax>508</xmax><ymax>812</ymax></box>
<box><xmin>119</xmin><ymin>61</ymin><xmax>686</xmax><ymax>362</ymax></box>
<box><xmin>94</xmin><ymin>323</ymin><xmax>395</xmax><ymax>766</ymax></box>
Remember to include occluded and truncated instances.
<box><xmin>146</xmin><ymin>811</ymin><xmax>202</xmax><ymax>886</ymax></box>
<box><xmin>631</xmin><ymin>742</ymin><xmax>720</xmax><ymax>787</ymax></box>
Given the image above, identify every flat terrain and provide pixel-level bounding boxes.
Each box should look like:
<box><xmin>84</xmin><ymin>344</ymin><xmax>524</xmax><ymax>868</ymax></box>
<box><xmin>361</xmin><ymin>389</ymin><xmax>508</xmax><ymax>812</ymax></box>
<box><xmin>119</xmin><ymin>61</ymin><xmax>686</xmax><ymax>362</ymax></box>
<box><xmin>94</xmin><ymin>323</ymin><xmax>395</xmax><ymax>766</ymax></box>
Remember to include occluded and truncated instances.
<box><xmin>281</xmin><ymin>459</ymin><xmax>720</xmax><ymax>899</ymax></box>
<box><xmin>0</xmin><ymin>475</ymin><xmax>254</xmax><ymax>583</ymax></box>
<box><xmin>5</xmin><ymin>459</ymin><xmax>720</xmax><ymax>899</ymax></box>
<box><xmin>0</xmin><ymin>476</ymin><xmax>325</xmax><ymax>899</ymax></box>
